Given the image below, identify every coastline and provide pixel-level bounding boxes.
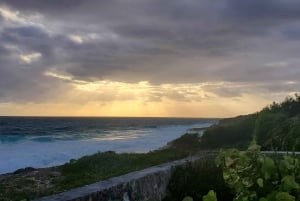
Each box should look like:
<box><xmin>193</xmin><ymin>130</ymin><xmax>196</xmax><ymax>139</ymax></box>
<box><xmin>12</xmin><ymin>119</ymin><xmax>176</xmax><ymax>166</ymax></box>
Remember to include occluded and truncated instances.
<box><xmin>0</xmin><ymin>119</ymin><xmax>215</xmax><ymax>175</ymax></box>
<box><xmin>1</xmin><ymin>127</ymin><xmax>210</xmax><ymax>177</ymax></box>
<box><xmin>0</xmin><ymin>129</ymin><xmax>207</xmax><ymax>201</ymax></box>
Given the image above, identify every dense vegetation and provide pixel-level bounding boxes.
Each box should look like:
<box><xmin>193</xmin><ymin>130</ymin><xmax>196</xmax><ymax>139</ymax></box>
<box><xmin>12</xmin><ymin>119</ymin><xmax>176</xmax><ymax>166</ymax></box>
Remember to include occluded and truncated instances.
<box><xmin>200</xmin><ymin>94</ymin><xmax>300</xmax><ymax>151</ymax></box>
<box><xmin>166</xmin><ymin>95</ymin><xmax>300</xmax><ymax>201</ymax></box>
<box><xmin>219</xmin><ymin>145</ymin><xmax>300</xmax><ymax>201</ymax></box>
<box><xmin>183</xmin><ymin>144</ymin><xmax>300</xmax><ymax>201</ymax></box>
<box><xmin>149</xmin><ymin>95</ymin><xmax>300</xmax><ymax>201</ymax></box>
<box><xmin>255</xmin><ymin>95</ymin><xmax>300</xmax><ymax>151</ymax></box>
<box><xmin>200</xmin><ymin>114</ymin><xmax>257</xmax><ymax>149</ymax></box>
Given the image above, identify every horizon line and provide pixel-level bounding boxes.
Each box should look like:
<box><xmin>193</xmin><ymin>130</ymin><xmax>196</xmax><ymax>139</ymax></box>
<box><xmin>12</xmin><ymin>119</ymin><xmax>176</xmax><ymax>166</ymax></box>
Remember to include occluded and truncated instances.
<box><xmin>0</xmin><ymin>115</ymin><xmax>224</xmax><ymax>119</ymax></box>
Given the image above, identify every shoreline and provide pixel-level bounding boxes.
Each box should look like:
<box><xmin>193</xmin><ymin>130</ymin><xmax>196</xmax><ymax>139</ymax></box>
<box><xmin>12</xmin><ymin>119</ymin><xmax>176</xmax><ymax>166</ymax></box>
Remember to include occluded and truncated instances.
<box><xmin>0</xmin><ymin>121</ymin><xmax>214</xmax><ymax>175</ymax></box>
<box><xmin>0</xmin><ymin>131</ymin><xmax>205</xmax><ymax>200</ymax></box>
<box><xmin>1</xmin><ymin>127</ymin><xmax>210</xmax><ymax>177</ymax></box>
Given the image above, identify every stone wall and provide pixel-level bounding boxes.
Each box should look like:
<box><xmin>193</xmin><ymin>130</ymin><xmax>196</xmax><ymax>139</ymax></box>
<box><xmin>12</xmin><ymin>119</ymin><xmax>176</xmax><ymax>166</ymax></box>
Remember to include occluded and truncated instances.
<box><xmin>34</xmin><ymin>155</ymin><xmax>211</xmax><ymax>201</ymax></box>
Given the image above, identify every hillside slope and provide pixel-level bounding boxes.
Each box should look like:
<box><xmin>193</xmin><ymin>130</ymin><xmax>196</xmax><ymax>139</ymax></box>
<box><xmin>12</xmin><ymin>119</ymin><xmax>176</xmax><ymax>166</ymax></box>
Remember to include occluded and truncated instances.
<box><xmin>200</xmin><ymin>94</ymin><xmax>300</xmax><ymax>151</ymax></box>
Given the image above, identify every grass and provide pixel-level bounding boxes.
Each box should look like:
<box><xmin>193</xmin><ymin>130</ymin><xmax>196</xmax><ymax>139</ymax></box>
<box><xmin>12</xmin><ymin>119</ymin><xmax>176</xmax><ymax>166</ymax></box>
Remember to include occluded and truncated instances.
<box><xmin>57</xmin><ymin>148</ymin><xmax>188</xmax><ymax>190</ymax></box>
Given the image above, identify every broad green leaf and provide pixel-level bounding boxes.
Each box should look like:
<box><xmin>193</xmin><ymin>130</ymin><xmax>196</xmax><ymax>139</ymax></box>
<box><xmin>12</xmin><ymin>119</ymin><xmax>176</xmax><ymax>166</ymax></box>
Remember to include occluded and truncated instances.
<box><xmin>257</xmin><ymin>178</ymin><xmax>264</xmax><ymax>188</ymax></box>
<box><xmin>279</xmin><ymin>159</ymin><xmax>292</xmax><ymax>176</ymax></box>
<box><xmin>225</xmin><ymin>156</ymin><xmax>235</xmax><ymax>167</ymax></box>
<box><xmin>242</xmin><ymin>177</ymin><xmax>253</xmax><ymax>188</ymax></box>
<box><xmin>203</xmin><ymin>190</ymin><xmax>217</xmax><ymax>201</ymax></box>
<box><xmin>182</xmin><ymin>196</ymin><xmax>193</xmax><ymax>201</ymax></box>
<box><xmin>247</xmin><ymin>143</ymin><xmax>261</xmax><ymax>152</ymax></box>
<box><xmin>275</xmin><ymin>192</ymin><xmax>295</xmax><ymax>201</ymax></box>
<box><xmin>281</xmin><ymin>175</ymin><xmax>300</xmax><ymax>192</ymax></box>
<box><xmin>261</xmin><ymin>157</ymin><xmax>276</xmax><ymax>179</ymax></box>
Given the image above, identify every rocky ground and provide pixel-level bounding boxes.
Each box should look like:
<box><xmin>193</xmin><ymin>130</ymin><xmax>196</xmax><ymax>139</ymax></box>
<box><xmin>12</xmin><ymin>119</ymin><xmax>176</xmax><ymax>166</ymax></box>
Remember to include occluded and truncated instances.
<box><xmin>0</xmin><ymin>167</ymin><xmax>61</xmax><ymax>201</ymax></box>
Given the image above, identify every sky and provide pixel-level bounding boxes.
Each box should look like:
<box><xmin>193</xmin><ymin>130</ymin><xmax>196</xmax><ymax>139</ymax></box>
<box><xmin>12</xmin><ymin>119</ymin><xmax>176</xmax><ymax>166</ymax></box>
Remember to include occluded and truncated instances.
<box><xmin>0</xmin><ymin>0</ymin><xmax>300</xmax><ymax>117</ymax></box>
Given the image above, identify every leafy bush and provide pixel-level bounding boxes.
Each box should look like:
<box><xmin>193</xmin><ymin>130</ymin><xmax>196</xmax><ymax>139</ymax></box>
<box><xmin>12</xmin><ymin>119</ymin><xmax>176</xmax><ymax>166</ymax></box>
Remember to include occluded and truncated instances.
<box><xmin>200</xmin><ymin>94</ymin><xmax>300</xmax><ymax>151</ymax></box>
<box><xmin>254</xmin><ymin>94</ymin><xmax>300</xmax><ymax>151</ymax></box>
<box><xmin>263</xmin><ymin>94</ymin><xmax>300</xmax><ymax>117</ymax></box>
<box><xmin>200</xmin><ymin>114</ymin><xmax>257</xmax><ymax>149</ymax></box>
<box><xmin>215</xmin><ymin>144</ymin><xmax>300</xmax><ymax>201</ymax></box>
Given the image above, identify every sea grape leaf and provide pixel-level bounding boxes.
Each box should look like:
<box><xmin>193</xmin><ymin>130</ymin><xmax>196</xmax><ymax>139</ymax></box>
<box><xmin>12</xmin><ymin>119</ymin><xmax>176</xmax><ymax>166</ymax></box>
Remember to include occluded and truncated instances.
<box><xmin>225</xmin><ymin>156</ymin><xmax>235</xmax><ymax>167</ymax></box>
<box><xmin>275</xmin><ymin>192</ymin><xmax>295</xmax><ymax>201</ymax></box>
<box><xmin>279</xmin><ymin>158</ymin><xmax>293</xmax><ymax>176</ymax></box>
<box><xmin>281</xmin><ymin>175</ymin><xmax>300</xmax><ymax>192</ymax></box>
<box><xmin>242</xmin><ymin>177</ymin><xmax>253</xmax><ymax>188</ymax></box>
<box><xmin>202</xmin><ymin>190</ymin><xmax>217</xmax><ymax>201</ymax></box>
<box><xmin>261</xmin><ymin>157</ymin><xmax>276</xmax><ymax>179</ymax></box>
<box><xmin>182</xmin><ymin>196</ymin><xmax>193</xmax><ymax>201</ymax></box>
<box><xmin>247</xmin><ymin>143</ymin><xmax>261</xmax><ymax>152</ymax></box>
<box><xmin>257</xmin><ymin>178</ymin><xmax>264</xmax><ymax>188</ymax></box>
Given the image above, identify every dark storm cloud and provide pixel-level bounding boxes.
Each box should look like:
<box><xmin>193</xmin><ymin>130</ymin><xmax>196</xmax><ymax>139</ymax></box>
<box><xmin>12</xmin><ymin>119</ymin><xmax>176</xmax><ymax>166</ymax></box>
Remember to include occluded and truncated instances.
<box><xmin>0</xmin><ymin>45</ymin><xmax>10</xmax><ymax>58</ymax></box>
<box><xmin>0</xmin><ymin>58</ymin><xmax>70</xmax><ymax>103</ymax></box>
<box><xmin>204</xmin><ymin>81</ymin><xmax>300</xmax><ymax>98</ymax></box>
<box><xmin>0</xmin><ymin>26</ymin><xmax>72</xmax><ymax>102</ymax></box>
<box><xmin>1</xmin><ymin>26</ymin><xmax>52</xmax><ymax>55</ymax></box>
<box><xmin>0</xmin><ymin>0</ymin><xmax>300</xmax><ymax>103</ymax></box>
<box><xmin>224</xmin><ymin>0</ymin><xmax>300</xmax><ymax>21</ymax></box>
<box><xmin>0</xmin><ymin>0</ymin><xmax>91</xmax><ymax>13</ymax></box>
<box><xmin>281</xmin><ymin>23</ymin><xmax>300</xmax><ymax>40</ymax></box>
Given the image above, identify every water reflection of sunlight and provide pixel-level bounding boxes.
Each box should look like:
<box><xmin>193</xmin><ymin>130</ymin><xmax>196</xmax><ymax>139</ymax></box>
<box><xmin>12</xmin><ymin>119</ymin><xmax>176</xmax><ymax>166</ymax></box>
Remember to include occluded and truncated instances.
<box><xmin>92</xmin><ymin>136</ymin><xmax>137</xmax><ymax>141</ymax></box>
<box><xmin>90</xmin><ymin>129</ymin><xmax>149</xmax><ymax>141</ymax></box>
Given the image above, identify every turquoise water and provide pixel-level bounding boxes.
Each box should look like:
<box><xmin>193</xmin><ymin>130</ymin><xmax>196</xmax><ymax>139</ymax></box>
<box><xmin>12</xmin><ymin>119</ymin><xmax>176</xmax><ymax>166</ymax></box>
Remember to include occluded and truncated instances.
<box><xmin>0</xmin><ymin>117</ymin><xmax>216</xmax><ymax>174</ymax></box>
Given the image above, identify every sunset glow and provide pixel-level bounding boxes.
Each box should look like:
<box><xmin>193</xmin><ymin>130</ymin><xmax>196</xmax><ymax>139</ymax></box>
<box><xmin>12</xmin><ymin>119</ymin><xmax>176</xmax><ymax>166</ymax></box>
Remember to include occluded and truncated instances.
<box><xmin>1</xmin><ymin>1</ymin><xmax>300</xmax><ymax>117</ymax></box>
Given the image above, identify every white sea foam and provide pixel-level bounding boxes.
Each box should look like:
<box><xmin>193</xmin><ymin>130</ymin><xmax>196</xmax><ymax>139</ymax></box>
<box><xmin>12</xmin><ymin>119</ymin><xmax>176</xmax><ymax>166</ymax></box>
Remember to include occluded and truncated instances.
<box><xmin>0</xmin><ymin>123</ymin><xmax>212</xmax><ymax>174</ymax></box>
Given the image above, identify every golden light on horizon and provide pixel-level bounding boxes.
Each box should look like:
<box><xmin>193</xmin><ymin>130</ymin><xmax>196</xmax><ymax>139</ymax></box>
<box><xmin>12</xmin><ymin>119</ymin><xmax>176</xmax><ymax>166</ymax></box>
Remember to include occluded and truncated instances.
<box><xmin>0</xmin><ymin>72</ymin><xmax>273</xmax><ymax>117</ymax></box>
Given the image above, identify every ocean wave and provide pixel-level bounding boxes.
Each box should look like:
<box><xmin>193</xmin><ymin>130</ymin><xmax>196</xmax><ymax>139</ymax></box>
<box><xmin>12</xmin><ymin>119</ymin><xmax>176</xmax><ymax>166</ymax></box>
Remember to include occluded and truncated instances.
<box><xmin>0</xmin><ymin>118</ymin><xmax>216</xmax><ymax>174</ymax></box>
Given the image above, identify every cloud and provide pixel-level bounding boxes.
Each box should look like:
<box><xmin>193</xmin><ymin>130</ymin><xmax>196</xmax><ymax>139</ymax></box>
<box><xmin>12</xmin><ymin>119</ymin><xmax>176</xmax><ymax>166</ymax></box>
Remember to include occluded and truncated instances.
<box><xmin>68</xmin><ymin>35</ymin><xmax>84</xmax><ymax>44</ymax></box>
<box><xmin>19</xmin><ymin>52</ymin><xmax>41</xmax><ymax>63</ymax></box>
<box><xmin>42</xmin><ymin>72</ymin><xmax>207</xmax><ymax>104</ymax></box>
<box><xmin>0</xmin><ymin>0</ymin><xmax>300</xmax><ymax>113</ymax></box>
<box><xmin>0</xmin><ymin>6</ymin><xmax>23</xmax><ymax>23</ymax></box>
<box><xmin>224</xmin><ymin>0</ymin><xmax>300</xmax><ymax>21</ymax></box>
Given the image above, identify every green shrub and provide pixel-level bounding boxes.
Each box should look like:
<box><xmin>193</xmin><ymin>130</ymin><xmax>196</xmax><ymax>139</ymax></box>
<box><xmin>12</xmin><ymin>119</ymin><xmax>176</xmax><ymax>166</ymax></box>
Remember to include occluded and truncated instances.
<box><xmin>215</xmin><ymin>144</ymin><xmax>300</xmax><ymax>201</ymax></box>
<box><xmin>200</xmin><ymin>114</ymin><xmax>257</xmax><ymax>149</ymax></box>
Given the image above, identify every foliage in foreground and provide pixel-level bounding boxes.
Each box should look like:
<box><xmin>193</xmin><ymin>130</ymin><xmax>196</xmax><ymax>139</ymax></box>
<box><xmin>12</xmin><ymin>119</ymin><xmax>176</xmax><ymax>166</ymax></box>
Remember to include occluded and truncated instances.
<box><xmin>216</xmin><ymin>144</ymin><xmax>300</xmax><ymax>201</ymax></box>
<box><xmin>184</xmin><ymin>144</ymin><xmax>300</xmax><ymax>201</ymax></box>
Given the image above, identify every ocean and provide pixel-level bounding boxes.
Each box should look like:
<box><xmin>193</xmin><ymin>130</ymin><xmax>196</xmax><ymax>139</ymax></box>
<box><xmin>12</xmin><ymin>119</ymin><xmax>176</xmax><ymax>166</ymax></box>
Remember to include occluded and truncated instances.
<box><xmin>0</xmin><ymin>117</ymin><xmax>217</xmax><ymax>174</ymax></box>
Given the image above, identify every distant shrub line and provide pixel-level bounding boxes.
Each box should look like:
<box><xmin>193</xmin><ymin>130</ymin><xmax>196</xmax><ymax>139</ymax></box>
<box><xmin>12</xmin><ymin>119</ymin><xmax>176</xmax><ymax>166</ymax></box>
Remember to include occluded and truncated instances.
<box><xmin>200</xmin><ymin>94</ymin><xmax>300</xmax><ymax>151</ymax></box>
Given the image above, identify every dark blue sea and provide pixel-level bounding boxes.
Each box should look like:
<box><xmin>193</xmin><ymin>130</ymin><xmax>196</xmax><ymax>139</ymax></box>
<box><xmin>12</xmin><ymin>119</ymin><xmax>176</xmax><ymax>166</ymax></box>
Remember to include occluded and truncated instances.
<box><xmin>0</xmin><ymin>117</ymin><xmax>216</xmax><ymax>174</ymax></box>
